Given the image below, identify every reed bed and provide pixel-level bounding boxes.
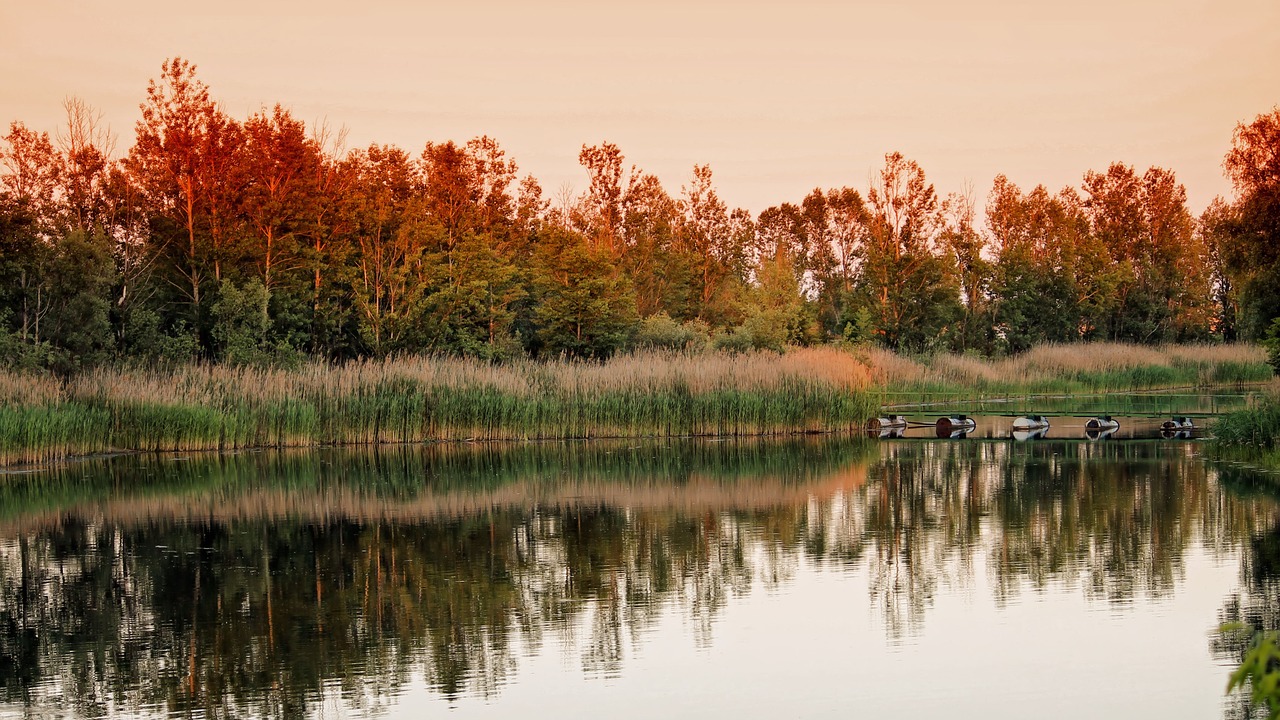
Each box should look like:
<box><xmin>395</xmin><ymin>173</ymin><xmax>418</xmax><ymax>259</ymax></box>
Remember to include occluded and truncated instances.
<box><xmin>0</xmin><ymin>342</ymin><xmax>1268</xmax><ymax>466</ymax></box>
<box><xmin>1213</xmin><ymin>378</ymin><xmax>1280</xmax><ymax>467</ymax></box>
<box><xmin>0</xmin><ymin>348</ymin><xmax>877</xmax><ymax>465</ymax></box>
<box><xmin>861</xmin><ymin>342</ymin><xmax>1270</xmax><ymax>394</ymax></box>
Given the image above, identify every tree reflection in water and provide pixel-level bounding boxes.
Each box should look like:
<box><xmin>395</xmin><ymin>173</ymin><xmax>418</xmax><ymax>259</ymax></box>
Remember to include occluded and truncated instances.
<box><xmin>0</xmin><ymin>437</ymin><xmax>1272</xmax><ymax>718</ymax></box>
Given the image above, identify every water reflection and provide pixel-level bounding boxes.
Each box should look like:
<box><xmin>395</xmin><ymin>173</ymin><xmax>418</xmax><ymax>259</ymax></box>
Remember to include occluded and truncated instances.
<box><xmin>1212</xmin><ymin>466</ymin><xmax>1280</xmax><ymax>720</ymax></box>
<box><xmin>0</xmin><ymin>438</ymin><xmax>1274</xmax><ymax>718</ymax></box>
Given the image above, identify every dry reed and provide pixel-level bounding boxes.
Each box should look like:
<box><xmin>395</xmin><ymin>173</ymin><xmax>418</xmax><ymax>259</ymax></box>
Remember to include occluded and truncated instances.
<box><xmin>860</xmin><ymin>342</ymin><xmax>1268</xmax><ymax>391</ymax></box>
<box><xmin>0</xmin><ymin>348</ymin><xmax>877</xmax><ymax>465</ymax></box>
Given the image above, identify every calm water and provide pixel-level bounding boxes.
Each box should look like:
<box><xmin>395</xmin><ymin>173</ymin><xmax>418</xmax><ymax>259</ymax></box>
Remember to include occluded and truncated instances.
<box><xmin>1</xmin><ymin>431</ymin><xmax>1278</xmax><ymax>719</ymax></box>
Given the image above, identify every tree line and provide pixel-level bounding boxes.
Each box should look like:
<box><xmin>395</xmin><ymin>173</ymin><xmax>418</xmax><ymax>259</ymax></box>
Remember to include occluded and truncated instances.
<box><xmin>1</xmin><ymin>58</ymin><xmax>1277</xmax><ymax>372</ymax></box>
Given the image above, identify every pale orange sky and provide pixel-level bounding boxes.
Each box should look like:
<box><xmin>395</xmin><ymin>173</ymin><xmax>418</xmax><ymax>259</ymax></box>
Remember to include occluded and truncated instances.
<box><xmin>2</xmin><ymin>0</ymin><xmax>1277</xmax><ymax>215</ymax></box>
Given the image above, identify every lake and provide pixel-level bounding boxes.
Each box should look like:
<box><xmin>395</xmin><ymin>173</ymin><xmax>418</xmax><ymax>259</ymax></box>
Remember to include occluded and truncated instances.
<box><xmin>0</xmin><ymin>423</ymin><xmax>1277</xmax><ymax>719</ymax></box>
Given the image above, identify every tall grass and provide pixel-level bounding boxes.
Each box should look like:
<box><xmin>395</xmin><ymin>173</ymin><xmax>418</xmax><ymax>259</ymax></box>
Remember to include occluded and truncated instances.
<box><xmin>0</xmin><ymin>348</ymin><xmax>877</xmax><ymax>465</ymax></box>
<box><xmin>861</xmin><ymin>342</ymin><xmax>1270</xmax><ymax>394</ymax></box>
<box><xmin>1213</xmin><ymin>379</ymin><xmax>1280</xmax><ymax>468</ymax></box>
<box><xmin>0</xmin><ymin>342</ymin><xmax>1269</xmax><ymax>466</ymax></box>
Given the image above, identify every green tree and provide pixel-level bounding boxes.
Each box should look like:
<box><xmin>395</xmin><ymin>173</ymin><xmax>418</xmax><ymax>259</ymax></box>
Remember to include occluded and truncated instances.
<box><xmin>530</xmin><ymin>227</ymin><xmax>637</xmax><ymax>358</ymax></box>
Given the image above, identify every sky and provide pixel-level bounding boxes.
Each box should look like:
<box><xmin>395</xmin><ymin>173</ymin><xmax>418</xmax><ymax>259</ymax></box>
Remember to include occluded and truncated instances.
<box><xmin>2</xmin><ymin>0</ymin><xmax>1277</xmax><ymax>216</ymax></box>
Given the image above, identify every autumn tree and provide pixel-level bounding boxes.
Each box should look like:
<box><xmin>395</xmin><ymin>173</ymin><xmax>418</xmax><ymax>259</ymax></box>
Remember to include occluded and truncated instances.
<box><xmin>677</xmin><ymin>165</ymin><xmax>751</xmax><ymax>327</ymax></box>
<box><xmin>578</xmin><ymin>143</ymin><xmax>624</xmax><ymax>251</ymax></box>
<box><xmin>240</xmin><ymin>106</ymin><xmax>319</xmax><ymax>297</ymax></box>
<box><xmin>0</xmin><ymin>122</ymin><xmax>59</xmax><ymax>232</ymax></box>
<box><xmin>859</xmin><ymin>152</ymin><xmax>961</xmax><ymax>352</ymax></box>
<box><xmin>940</xmin><ymin>187</ymin><xmax>991</xmax><ymax>351</ymax></box>
<box><xmin>54</xmin><ymin>98</ymin><xmax>116</xmax><ymax>234</ymax></box>
<box><xmin>1222</xmin><ymin>107</ymin><xmax>1280</xmax><ymax>340</ymax></box>
<box><xmin>987</xmin><ymin>178</ymin><xmax>1092</xmax><ymax>350</ymax></box>
<box><xmin>301</xmin><ymin>123</ymin><xmax>357</xmax><ymax>356</ymax></box>
<box><xmin>1199</xmin><ymin>198</ymin><xmax>1240</xmax><ymax>339</ymax></box>
<box><xmin>126</xmin><ymin>58</ymin><xmax>238</xmax><ymax>325</ymax></box>
<box><xmin>1082</xmin><ymin>162</ymin><xmax>1210</xmax><ymax>341</ymax></box>
<box><xmin>349</xmin><ymin>144</ymin><xmax>422</xmax><ymax>355</ymax></box>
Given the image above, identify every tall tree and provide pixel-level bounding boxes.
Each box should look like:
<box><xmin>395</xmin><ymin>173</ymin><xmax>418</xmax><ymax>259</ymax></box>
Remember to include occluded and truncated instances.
<box><xmin>1222</xmin><ymin>107</ymin><xmax>1280</xmax><ymax>340</ymax></box>
<box><xmin>349</xmin><ymin>144</ymin><xmax>421</xmax><ymax>354</ymax></box>
<box><xmin>578</xmin><ymin>143</ymin><xmax>624</xmax><ymax>252</ymax></box>
<box><xmin>678</xmin><ymin>165</ymin><xmax>748</xmax><ymax>326</ymax></box>
<box><xmin>860</xmin><ymin>152</ymin><xmax>960</xmax><ymax>351</ymax></box>
<box><xmin>940</xmin><ymin>187</ymin><xmax>990</xmax><ymax>351</ymax></box>
<box><xmin>126</xmin><ymin>58</ymin><xmax>233</xmax><ymax>317</ymax></box>
<box><xmin>242</xmin><ymin>107</ymin><xmax>316</xmax><ymax>293</ymax></box>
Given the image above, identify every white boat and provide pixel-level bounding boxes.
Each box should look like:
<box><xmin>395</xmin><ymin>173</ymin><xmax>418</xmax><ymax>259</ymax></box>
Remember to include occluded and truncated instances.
<box><xmin>866</xmin><ymin>415</ymin><xmax>909</xmax><ymax>432</ymax></box>
<box><xmin>1161</xmin><ymin>416</ymin><xmax>1194</xmax><ymax>431</ymax></box>
<box><xmin>868</xmin><ymin>426</ymin><xmax>906</xmax><ymax>439</ymax></box>
<box><xmin>1085</xmin><ymin>416</ymin><xmax>1119</xmax><ymax>441</ymax></box>
<box><xmin>1012</xmin><ymin>415</ymin><xmax>1050</xmax><ymax>431</ymax></box>
<box><xmin>1085</xmin><ymin>416</ymin><xmax>1119</xmax><ymax>431</ymax></box>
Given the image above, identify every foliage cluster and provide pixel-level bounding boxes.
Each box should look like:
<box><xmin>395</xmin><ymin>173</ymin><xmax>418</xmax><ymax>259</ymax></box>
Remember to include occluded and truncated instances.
<box><xmin>2</xmin><ymin>62</ymin><xmax>1277</xmax><ymax>373</ymax></box>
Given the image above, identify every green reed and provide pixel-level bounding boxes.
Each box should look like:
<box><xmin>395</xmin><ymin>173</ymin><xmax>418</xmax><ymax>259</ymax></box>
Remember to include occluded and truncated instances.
<box><xmin>0</xmin><ymin>355</ymin><xmax>878</xmax><ymax>465</ymax></box>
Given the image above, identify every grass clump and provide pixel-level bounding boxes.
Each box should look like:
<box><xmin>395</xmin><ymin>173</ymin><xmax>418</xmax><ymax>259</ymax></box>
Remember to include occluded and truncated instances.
<box><xmin>1213</xmin><ymin>379</ymin><xmax>1280</xmax><ymax>468</ymax></box>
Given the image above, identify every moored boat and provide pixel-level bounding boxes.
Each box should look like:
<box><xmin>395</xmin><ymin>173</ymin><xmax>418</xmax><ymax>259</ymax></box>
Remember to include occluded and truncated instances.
<box><xmin>935</xmin><ymin>415</ymin><xmax>976</xmax><ymax>438</ymax></box>
<box><xmin>1161</xmin><ymin>416</ymin><xmax>1194</xmax><ymax>431</ymax></box>
<box><xmin>866</xmin><ymin>415</ymin><xmax>910</xmax><ymax>432</ymax></box>
<box><xmin>1012</xmin><ymin>415</ymin><xmax>1050</xmax><ymax>431</ymax></box>
<box><xmin>1085</xmin><ymin>416</ymin><xmax>1119</xmax><ymax>431</ymax></box>
<box><xmin>1085</xmin><ymin>415</ymin><xmax>1119</xmax><ymax>441</ymax></box>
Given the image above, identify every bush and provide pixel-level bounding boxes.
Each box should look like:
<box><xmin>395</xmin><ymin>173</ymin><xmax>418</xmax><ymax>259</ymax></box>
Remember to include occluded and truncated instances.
<box><xmin>630</xmin><ymin>313</ymin><xmax>709</xmax><ymax>352</ymax></box>
<box><xmin>1263</xmin><ymin>318</ymin><xmax>1280</xmax><ymax>376</ymax></box>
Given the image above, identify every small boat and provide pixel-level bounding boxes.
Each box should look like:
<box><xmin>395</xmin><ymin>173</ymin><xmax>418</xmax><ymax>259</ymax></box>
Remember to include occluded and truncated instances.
<box><xmin>866</xmin><ymin>415</ymin><xmax>910</xmax><ymax>432</ymax></box>
<box><xmin>1012</xmin><ymin>415</ymin><xmax>1050</xmax><ymax>431</ymax></box>
<box><xmin>1084</xmin><ymin>416</ymin><xmax>1119</xmax><ymax>431</ymax></box>
<box><xmin>935</xmin><ymin>415</ymin><xmax>976</xmax><ymax>438</ymax></box>
<box><xmin>1085</xmin><ymin>415</ymin><xmax>1119</xmax><ymax>441</ymax></box>
<box><xmin>867</xmin><ymin>426</ymin><xmax>906</xmax><ymax>439</ymax></box>
<box><xmin>1161</xmin><ymin>416</ymin><xmax>1194</xmax><ymax>431</ymax></box>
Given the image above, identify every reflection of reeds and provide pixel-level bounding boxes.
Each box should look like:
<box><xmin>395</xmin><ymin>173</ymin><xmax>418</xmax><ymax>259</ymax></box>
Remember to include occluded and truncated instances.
<box><xmin>21</xmin><ymin>469</ymin><xmax>866</xmax><ymax>531</ymax></box>
<box><xmin>0</xmin><ymin>439</ymin><xmax>871</xmax><ymax>533</ymax></box>
<box><xmin>0</xmin><ymin>349</ymin><xmax>877</xmax><ymax>465</ymax></box>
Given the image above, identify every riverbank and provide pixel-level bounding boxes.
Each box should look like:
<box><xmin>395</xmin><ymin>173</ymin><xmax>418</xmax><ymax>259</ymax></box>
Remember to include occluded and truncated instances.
<box><xmin>0</xmin><ymin>342</ymin><xmax>1269</xmax><ymax>466</ymax></box>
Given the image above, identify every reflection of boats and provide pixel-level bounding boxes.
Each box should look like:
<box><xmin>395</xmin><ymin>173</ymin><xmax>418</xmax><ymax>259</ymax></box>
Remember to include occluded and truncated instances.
<box><xmin>1085</xmin><ymin>416</ymin><xmax>1119</xmax><ymax>441</ymax></box>
<box><xmin>1012</xmin><ymin>428</ymin><xmax>1049</xmax><ymax>442</ymax></box>
<box><xmin>866</xmin><ymin>415</ymin><xmax>910</xmax><ymax>432</ymax></box>
<box><xmin>935</xmin><ymin>415</ymin><xmax>975</xmax><ymax>439</ymax></box>
<box><xmin>1012</xmin><ymin>415</ymin><xmax>1050</xmax><ymax>431</ymax></box>
<box><xmin>1085</xmin><ymin>426</ymin><xmax>1118</xmax><ymax>441</ymax></box>
<box><xmin>1160</xmin><ymin>429</ymin><xmax>1192</xmax><ymax>440</ymax></box>
<box><xmin>1161</xmin><ymin>416</ymin><xmax>1194</xmax><ymax>431</ymax></box>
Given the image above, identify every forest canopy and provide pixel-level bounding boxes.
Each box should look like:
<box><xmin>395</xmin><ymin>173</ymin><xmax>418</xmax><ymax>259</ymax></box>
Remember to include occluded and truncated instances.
<box><xmin>1</xmin><ymin>58</ymin><xmax>1277</xmax><ymax>372</ymax></box>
